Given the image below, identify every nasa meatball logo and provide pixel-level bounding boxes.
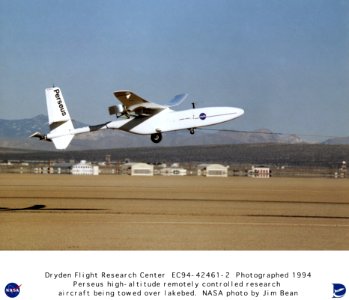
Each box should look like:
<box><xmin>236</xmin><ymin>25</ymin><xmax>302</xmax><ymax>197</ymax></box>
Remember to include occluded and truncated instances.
<box><xmin>199</xmin><ymin>112</ymin><xmax>206</xmax><ymax>120</ymax></box>
<box><xmin>4</xmin><ymin>283</ymin><xmax>21</xmax><ymax>298</ymax></box>
<box><xmin>333</xmin><ymin>283</ymin><xmax>346</xmax><ymax>298</ymax></box>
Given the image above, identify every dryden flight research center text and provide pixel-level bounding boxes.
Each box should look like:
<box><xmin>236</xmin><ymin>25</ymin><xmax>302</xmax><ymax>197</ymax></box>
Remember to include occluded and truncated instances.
<box><xmin>44</xmin><ymin>270</ymin><xmax>311</xmax><ymax>298</ymax></box>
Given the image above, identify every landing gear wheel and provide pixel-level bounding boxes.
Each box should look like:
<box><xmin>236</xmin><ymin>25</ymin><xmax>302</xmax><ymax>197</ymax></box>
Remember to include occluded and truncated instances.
<box><xmin>189</xmin><ymin>128</ymin><xmax>195</xmax><ymax>135</ymax></box>
<box><xmin>151</xmin><ymin>132</ymin><xmax>162</xmax><ymax>143</ymax></box>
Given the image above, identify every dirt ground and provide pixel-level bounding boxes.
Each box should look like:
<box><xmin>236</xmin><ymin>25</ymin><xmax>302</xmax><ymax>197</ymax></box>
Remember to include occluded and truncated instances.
<box><xmin>0</xmin><ymin>174</ymin><xmax>348</xmax><ymax>250</ymax></box>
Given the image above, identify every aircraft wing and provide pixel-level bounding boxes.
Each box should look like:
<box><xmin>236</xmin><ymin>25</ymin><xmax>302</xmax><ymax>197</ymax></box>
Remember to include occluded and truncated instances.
<box><xmin>166</xmin><ymin>93</ymin><xmax>188</xmax><ymax>107</ymax></box>
<box><xmin>113</xmin><ymin>91</ymin><xmax>188</xmax><ymax>115</ymax></box>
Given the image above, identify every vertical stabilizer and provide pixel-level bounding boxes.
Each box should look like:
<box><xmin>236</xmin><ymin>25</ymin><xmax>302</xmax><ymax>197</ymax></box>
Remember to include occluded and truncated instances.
<box><xmin>46</xmin><ymin>87</ymin><xmax>71</xmax><ymax>124</ymax></box>
<box><xmin>46</xmin><ymin>87</ymin><xmax>74</xmax><ymax>149</ymax></box>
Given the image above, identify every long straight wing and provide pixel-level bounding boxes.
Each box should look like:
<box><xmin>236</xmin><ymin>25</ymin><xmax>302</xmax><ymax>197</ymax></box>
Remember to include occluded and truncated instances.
<box><xmin>113</xmin><ymin>91</ymin><xmax>188</xmax><ymax>114</ymax></box>
<box><xmin>113</xmin><ymin>91</ymin><xmax>150</xmax><ymax>108</ymax></box>
<box><xmin>166</xmin><ymin>93</ymin><xmax>188</xmax><ymax>107</ymax></box>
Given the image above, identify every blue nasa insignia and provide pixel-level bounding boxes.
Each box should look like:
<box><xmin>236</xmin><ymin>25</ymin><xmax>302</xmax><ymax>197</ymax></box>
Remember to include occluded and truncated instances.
<box><xmin>333</xmin><ymin>283</ymin><xmax>346</xmax><ymax>298</ymax></box>
<box><xmin>4</xmin><ymin>283</ymin><xmax>21</xmax><ymax>298</ymax></box>
<box><xmin>199</xmin><ymin>113</ymin><xmax>206</xmax><ymax>120</ymax></box>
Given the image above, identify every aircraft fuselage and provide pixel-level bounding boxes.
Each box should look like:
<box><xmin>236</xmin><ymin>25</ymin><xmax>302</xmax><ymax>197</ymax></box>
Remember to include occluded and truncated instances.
<box><xmin>107</xmin><ymin>107</ymin><xmax>244</xmax><ymax>135</ymax></box>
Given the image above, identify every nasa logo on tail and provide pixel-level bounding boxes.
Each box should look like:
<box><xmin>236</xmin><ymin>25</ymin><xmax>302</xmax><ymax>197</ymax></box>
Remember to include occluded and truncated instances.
<box><xmin>333</xmin><ymin>283</ymin><xmax>346</xmax><ymax>298</ymax></box>
<box><xmin>199</xmin><ymin>112</ymin><xmax>206</xmax><ymax>120</ymax></box>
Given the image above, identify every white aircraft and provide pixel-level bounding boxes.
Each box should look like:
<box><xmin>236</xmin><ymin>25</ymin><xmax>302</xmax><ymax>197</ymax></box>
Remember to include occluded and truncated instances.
<box><xmin>31</xmin><ymin>87</ymin><xmax>244</xmax><ymax>149</ymax></box>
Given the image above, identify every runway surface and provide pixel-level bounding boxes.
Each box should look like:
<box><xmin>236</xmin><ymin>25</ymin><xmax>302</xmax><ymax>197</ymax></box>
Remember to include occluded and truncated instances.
<box><xmin>0</xmin><ymin>174</ymin><xmax>348</xmax><ymax>250</ymax></box>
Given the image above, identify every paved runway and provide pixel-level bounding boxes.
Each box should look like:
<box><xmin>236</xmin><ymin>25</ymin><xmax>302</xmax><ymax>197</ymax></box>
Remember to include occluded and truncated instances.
<box><xmin>0</xmin><ymin>174</ymin><xmax>348</xmax><ymax>250</ymax></box>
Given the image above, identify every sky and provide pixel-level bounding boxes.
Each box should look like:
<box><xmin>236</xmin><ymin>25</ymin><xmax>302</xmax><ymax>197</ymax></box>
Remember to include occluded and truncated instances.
<box><xmin>1</xmin><ymin>0</ymin><xmax>348</xmax><ymax>139</ymax></box>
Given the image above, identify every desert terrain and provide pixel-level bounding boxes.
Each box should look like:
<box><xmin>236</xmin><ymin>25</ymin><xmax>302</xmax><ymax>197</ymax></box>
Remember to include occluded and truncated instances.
<box><xmin>0</xmin><ymin>174</ymin><xmax>348</xmax><ymax>250</ymax></box>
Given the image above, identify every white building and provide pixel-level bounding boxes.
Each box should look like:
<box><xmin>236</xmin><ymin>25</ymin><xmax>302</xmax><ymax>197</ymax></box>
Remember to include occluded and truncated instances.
<box><xmin>248</xmin><ymin>165</ymin><xmax>271</xmax><ymax>178</ymax></box>
<box><xmin>71</xmin><ymin>160</ymin><xmax>99</xmax><ymax>175</ymax></box>
<box><xmin>339</xmin><ymin>161</ymin><xmax>347</xmax><ymax>178</ymax></box>
<box><xmin>160</xmin><ymin>167</ymin><xmax>187</xmax><ymax>176</ymax></box>
<box><xmin>121</xmin><ymin>163</ymin><xmax>154</xmax><ymax>176</ymax></box>
<box><xmin>197</xmin><ymin>164</ymin><xmax>229</xmax><ymax>177</ymax></box>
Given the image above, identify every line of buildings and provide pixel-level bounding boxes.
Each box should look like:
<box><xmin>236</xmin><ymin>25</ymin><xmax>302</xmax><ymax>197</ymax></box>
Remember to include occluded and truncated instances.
<box><xmin>1</xmin><ymin>159</ymin><xmax>347</xmax><ymax>178</ymax></box>
<box><xmin>0</xmin><ymin>159</ymin><xmax>269</xmax><ymax>178</ymax></box>
<box><xmin>70</xmin><ymin>161</ymin><xmax>235</xmax><ymax>177</ymax></box>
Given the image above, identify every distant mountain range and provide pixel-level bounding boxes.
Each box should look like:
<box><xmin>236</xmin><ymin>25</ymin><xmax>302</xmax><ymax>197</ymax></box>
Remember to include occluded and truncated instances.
<box><xmin>0</xmin><ymin>114</ymin><xmax>48</xmax><ymax>138</ymax></box>
<box><xmin>323</xmin><ymin>136</ymin><xmax>349</xmax><ymax>145</ymax></box>
<box><xmin>0</xmin><ymin>115</ymin><xmax>347</xmax><ymax>150</ymax></box>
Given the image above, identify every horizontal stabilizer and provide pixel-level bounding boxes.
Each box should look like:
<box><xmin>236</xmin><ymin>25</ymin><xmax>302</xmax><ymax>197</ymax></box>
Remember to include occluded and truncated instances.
<box><xmin>30</xmin><ymin>132</ymin><xmax>51</xmax><ymax>141</ymax></box>
<box><xmin>51</xmin><ymin>134</ymin><xmax>74</xmax><ymax>150</ymax></box>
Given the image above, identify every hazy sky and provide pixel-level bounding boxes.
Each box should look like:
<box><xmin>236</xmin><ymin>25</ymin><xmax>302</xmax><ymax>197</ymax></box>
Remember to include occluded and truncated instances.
<box><xmin>1</xmin><ymin>0</ymin><xmax>348</xmax><ymax>139</ymax></box>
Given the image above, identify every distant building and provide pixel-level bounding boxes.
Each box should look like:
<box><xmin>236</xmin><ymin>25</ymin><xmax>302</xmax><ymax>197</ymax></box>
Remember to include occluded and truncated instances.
<box><xmin>160</xmin><ymin>166</ymin><xmax>187</xmax><ymax>176</ymax></box>
<box><xmin>34</xmin><ymin>166</ymin><xmax>54</xmax><ymax>174</ymax></box>
<box><xmin>121</xmin><ymin>163</ymin><xmax>154</xmax><ymax>176</ymax></box>
<box><xmin>71</xmin><ymin>160</ymin><xmax>99</xmax><ymax>175</ymax></box>
<box><xmin>197</xmin><ymin>164</ymin><xmax>229</xmax><ymax>177</ymax></box>
<box><xmin>248</xmin><ymin>166</ymin><xmax>271</xmax><ymax>178</ymax></box>
<box><xmin>339</xmin><ymin>161</ymin><xmax>347</xmax><ymax>178</ymax></box>
<box><xmin>105</xmin><ymin>154</ymin><xmax>111</xmax><ymax>165</ymax></box>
